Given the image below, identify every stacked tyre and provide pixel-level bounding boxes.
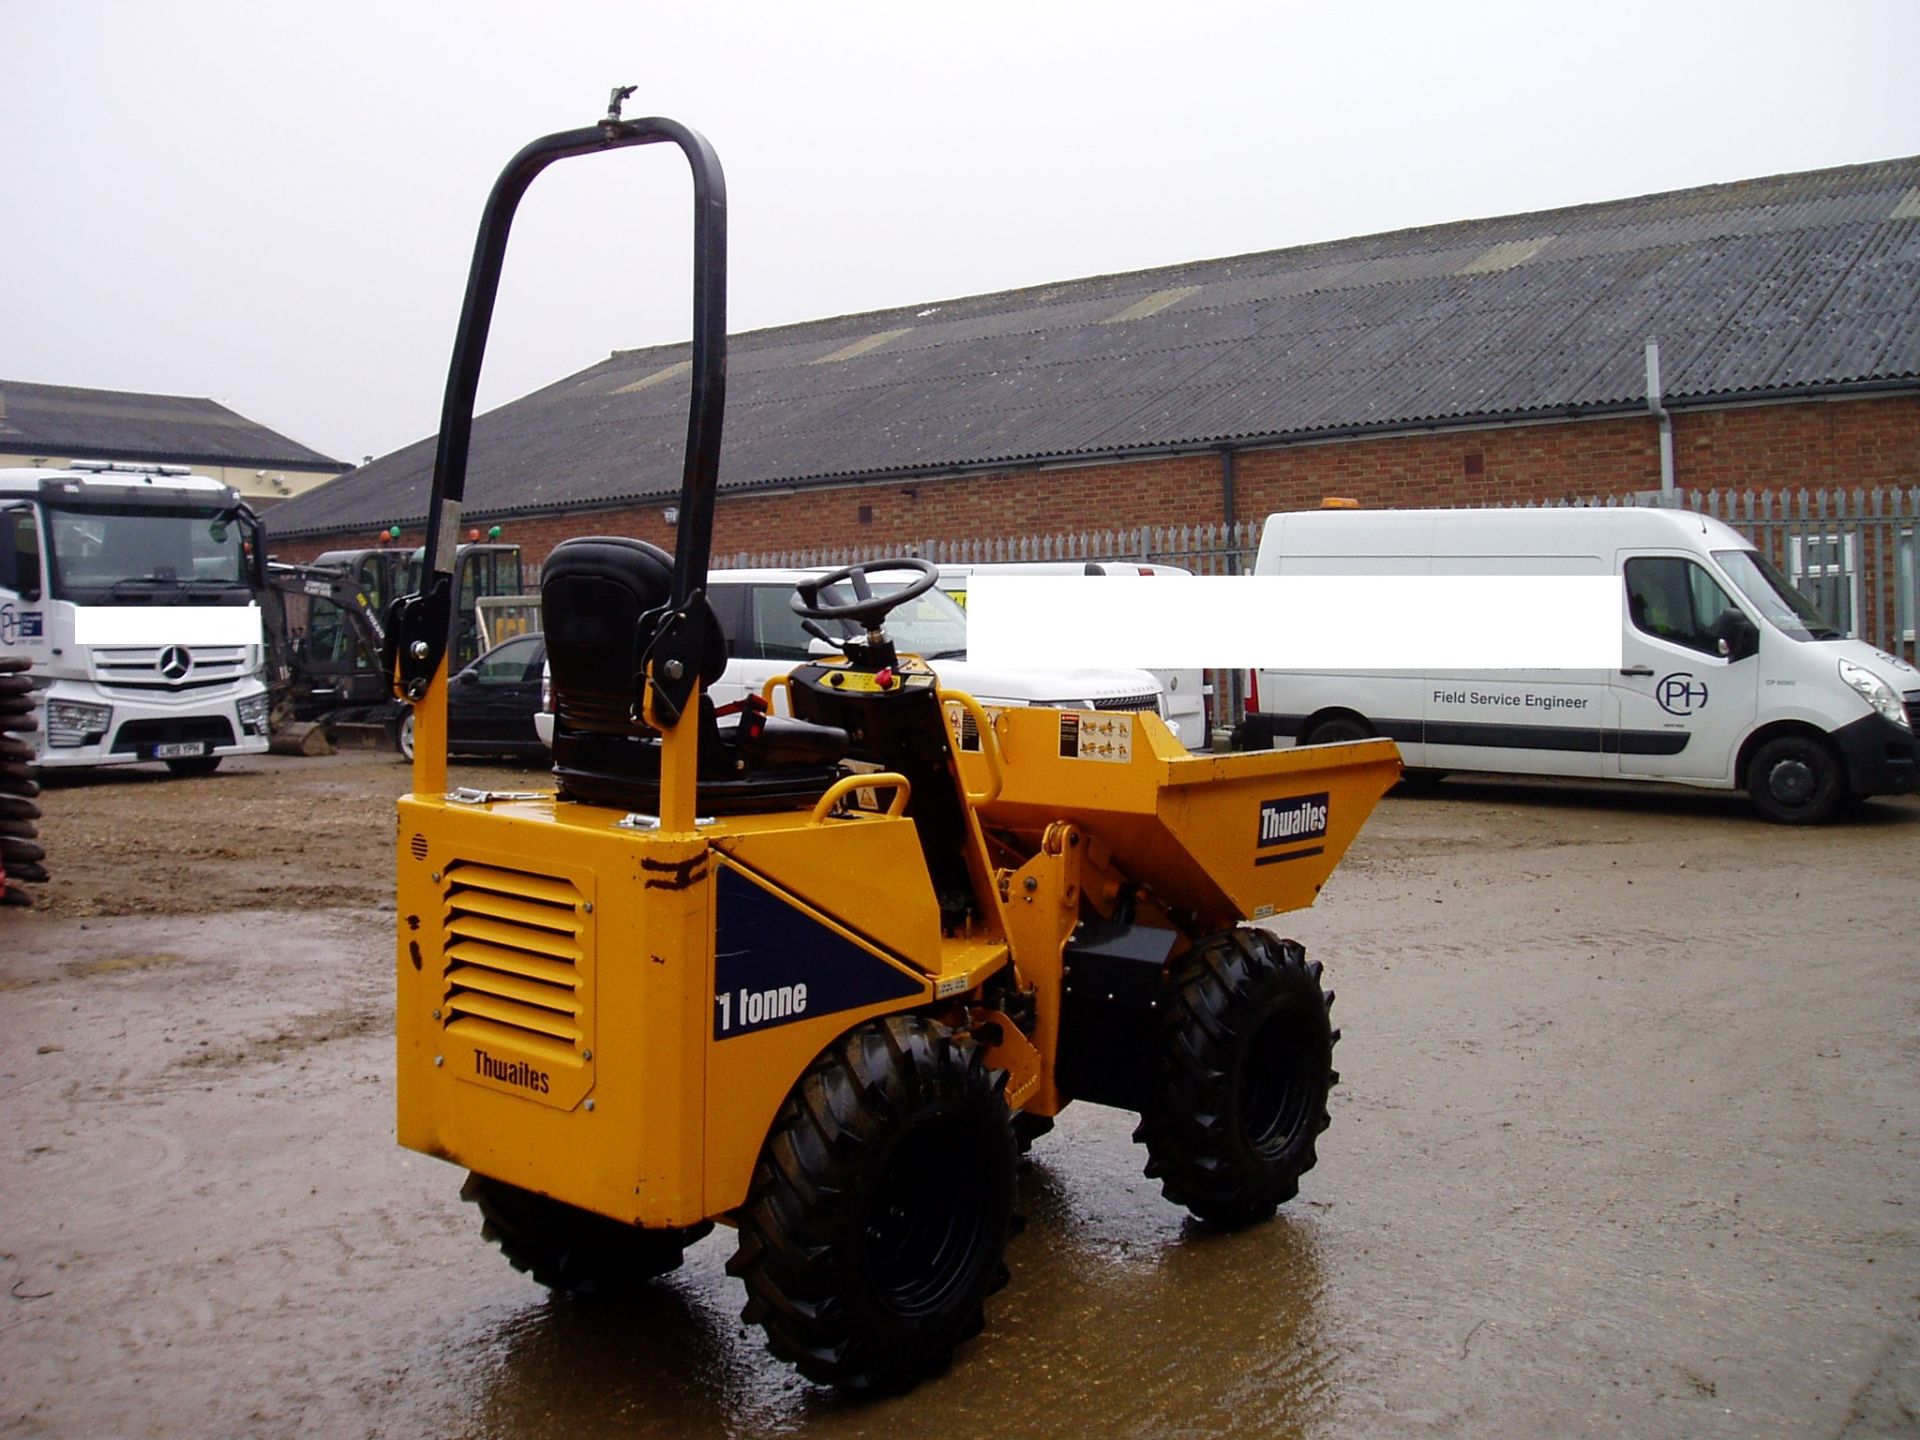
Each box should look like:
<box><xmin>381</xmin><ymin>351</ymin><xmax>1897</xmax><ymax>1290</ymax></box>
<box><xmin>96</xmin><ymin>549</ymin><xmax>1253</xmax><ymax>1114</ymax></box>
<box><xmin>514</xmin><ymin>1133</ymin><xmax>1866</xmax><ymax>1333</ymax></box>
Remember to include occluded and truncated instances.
<box><xmin>1</xmin><ymin>656</ymin><xmax>45</xmax><ymax>906</ymax></box>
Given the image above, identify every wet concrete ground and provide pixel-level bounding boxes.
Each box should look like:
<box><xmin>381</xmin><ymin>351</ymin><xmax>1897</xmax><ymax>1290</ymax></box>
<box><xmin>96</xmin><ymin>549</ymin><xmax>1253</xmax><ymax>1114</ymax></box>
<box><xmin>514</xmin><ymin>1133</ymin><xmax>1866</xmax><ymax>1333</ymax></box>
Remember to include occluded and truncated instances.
<box><xmin>3</xmin><ymin>753</ymin><xmax>1917</xmax><ymax>1437</ymax></box>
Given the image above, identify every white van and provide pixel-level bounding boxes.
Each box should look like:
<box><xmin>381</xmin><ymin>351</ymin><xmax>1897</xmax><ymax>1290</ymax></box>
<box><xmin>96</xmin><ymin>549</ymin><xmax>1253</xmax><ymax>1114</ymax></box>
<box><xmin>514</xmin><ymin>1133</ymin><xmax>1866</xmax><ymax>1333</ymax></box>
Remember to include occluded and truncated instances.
<box><xmin>1237</xmin><ymin>507</ymin><xmax>1920</xmax><ymax>823</ymax></box>
<box><xmin>933</xmin><ymin>562</ymin><xmax>1211</xmax><ymax>749</ymax></box>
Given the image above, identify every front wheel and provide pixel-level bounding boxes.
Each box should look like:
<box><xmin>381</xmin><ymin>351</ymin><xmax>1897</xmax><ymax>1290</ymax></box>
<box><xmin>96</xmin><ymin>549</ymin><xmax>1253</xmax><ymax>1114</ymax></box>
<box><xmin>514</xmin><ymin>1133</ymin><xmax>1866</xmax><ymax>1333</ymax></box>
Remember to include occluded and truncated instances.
<box><xmin>728</xmin><ymin>1014</ymin><xmax>1017</xmax><ymax>1393</ymax></box>
<box><xmin>1135</xmin><ymin>929</ymin><xmax>1337</xmax><ymax>1227</ymax></box>
<box><xmin>394</xmin><ymin>711</ymin><xmax>415</xmax><ymax>761</ymax></box>
<box><xmin>462</xmin><ymin>1174</ymin><xmax>710</xmax><ymax>1293</ymax></box>
<box><xmin>1745</xmin><ymin>733</ymin><xmax>1845</xmax><ymax>824</ymax></box>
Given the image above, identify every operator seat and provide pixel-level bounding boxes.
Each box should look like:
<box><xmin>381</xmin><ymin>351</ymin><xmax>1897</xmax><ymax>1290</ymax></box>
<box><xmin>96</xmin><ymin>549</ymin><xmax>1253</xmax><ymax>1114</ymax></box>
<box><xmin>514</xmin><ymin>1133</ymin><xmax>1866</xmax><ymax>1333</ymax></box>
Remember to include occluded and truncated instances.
<box><xmin>542</xmin><ymin>536</ymin><xmax>848</xmax><ymax>813</ymax></box>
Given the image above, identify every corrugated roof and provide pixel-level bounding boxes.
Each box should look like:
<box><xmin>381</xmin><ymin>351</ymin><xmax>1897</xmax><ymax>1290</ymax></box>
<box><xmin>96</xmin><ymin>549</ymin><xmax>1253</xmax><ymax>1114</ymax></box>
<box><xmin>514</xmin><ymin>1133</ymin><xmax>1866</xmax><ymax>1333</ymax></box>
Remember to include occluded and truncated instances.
<box><xmin>265</xmin><ymin>154</ymin><xmax>1920</xmax><ymax>540</ymax></box>
<box><xmin>0</xmin><ymin>378</ymin><xmax>343</xmax><ymax>474</ymax></box>
<box><xmin>0</xmin><ymin>380</ymin><xmax>344</xmax><ymax>471</ymax></box>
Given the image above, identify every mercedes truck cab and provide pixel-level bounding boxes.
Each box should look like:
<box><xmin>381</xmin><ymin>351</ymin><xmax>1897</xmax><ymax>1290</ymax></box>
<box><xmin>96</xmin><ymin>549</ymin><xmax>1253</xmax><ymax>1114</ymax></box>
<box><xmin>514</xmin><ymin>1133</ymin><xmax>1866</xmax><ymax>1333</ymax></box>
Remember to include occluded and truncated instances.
<box><xmin>0</xmin><ymin>463</ymin><xmax>270</xmax><ymax>773</ymax></box>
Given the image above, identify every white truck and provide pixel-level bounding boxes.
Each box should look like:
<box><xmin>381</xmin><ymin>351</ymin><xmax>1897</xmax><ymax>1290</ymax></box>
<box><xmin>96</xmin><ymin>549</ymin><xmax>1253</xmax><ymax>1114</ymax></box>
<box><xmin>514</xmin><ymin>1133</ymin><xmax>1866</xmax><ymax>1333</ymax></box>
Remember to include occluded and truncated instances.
<box><xmin>1236</xmin><ymin>506</ymin><xmax>1920</xmax><ymax>823</ymax></box>
<box><xmin>0</xmin><ymin>463</ymin><xmax>271</xmax><ymax>773</ymax></box>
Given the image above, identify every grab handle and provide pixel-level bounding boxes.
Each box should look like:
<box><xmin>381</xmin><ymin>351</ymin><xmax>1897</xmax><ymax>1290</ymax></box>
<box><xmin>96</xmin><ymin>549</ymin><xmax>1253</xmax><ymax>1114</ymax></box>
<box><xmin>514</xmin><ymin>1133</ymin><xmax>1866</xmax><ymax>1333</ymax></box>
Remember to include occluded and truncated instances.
<box><xmin>808</xmin><ymin>772</ymin><xmax>912</xmax><ymax>825</ymax></box>
<box><xmin>940</xmin><ymin>689</ymin><xmax>1004</xmax><ymax>806</ymax></box>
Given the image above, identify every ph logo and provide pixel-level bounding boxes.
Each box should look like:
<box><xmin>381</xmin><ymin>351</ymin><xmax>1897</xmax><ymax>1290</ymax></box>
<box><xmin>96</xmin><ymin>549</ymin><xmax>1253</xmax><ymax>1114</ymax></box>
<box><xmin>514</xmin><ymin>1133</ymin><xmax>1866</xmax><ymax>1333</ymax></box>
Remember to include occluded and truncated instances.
<box><xmin>1656</xmin><ymin>673</ymin><xmax>1708</xmax><ymax>716</ymax></box>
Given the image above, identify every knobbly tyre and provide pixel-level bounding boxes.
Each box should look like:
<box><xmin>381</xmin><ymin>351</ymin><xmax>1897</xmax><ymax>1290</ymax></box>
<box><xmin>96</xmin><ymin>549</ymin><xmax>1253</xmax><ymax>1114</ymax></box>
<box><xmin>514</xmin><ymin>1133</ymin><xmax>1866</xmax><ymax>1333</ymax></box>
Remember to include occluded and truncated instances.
<box><xmin>391</xmin><ymin>96</ymin><xmax>1400</xmax><ymax>1394</ymax></box>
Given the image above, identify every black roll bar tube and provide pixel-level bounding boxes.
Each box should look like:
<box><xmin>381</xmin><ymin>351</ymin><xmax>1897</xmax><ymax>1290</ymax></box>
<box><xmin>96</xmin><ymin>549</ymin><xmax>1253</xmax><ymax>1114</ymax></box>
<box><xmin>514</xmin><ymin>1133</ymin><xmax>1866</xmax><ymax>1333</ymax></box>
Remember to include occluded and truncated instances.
<box><xmin>387</xmin><ymin>104</ymin><xmax>727</xmax><ymax>714</ymax></box>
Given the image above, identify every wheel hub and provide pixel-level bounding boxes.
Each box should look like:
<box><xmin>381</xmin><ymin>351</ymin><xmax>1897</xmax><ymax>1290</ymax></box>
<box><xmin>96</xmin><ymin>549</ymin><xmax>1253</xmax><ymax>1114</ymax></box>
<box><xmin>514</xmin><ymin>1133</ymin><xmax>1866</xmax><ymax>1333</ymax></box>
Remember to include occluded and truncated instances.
<box><xmin>1770</xmin><ymin>758</ymin><xmax>1816</xmax><ymax>805</ymax></box>
<box><xmin>1240</xmin><ymin>1009</ymin><xmax>1317</xmax><ymax>1157</ymax></box>
<box><xmin>866</xmin><ymin>1116</ymin><xmax>992</xmax><ymax>1316</ymax></box>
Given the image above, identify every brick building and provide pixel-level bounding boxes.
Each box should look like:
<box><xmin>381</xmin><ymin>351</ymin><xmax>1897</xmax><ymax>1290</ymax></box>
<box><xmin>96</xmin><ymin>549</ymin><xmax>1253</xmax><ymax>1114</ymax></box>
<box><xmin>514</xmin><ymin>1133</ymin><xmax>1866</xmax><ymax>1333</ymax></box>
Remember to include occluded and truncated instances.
<box><xmin>262</xmin><ymin>156</ymin><xmax>1920</xmax><ymax>571</ymax></box>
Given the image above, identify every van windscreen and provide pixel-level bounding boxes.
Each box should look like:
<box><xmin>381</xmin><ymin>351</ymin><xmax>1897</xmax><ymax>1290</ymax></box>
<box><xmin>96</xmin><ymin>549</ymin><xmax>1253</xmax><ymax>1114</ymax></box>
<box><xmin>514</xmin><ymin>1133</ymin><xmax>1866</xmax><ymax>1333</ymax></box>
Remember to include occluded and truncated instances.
<box><xmin>1714</xmin><ymin>549</ymin><xmax>1842</xmax><ymax>642</ymax></box>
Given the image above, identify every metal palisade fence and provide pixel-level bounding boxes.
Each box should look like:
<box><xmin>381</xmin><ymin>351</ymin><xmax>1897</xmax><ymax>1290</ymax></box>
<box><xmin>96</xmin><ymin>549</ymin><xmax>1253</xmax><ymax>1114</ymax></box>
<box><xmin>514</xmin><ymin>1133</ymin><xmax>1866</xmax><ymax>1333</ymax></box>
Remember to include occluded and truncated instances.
<box><xmin>727</xmin><ymin>487</ymin><xmax>1920</xmax><ymax>730</ymax></box>
<box><xmin>1682</xmin><ymin>486</ymin><xmax>1919</xmax><ymax>663</ymax></box>
<box><xmin>726</xmin><ymin>521</ymin><xmax>1262</xmax><ymax>577</ymax></box>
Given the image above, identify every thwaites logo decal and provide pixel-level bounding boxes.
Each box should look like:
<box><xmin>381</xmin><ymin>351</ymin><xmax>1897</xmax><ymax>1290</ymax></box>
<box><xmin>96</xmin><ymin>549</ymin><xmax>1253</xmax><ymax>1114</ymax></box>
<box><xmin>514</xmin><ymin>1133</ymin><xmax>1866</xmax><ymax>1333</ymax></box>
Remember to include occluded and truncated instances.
<box><xmin>471</xmin><ymin>1047</ymin><xmax>550</xmax><ymax>1095</ymax></box>
<box><xmin>1257</xmin><ymin>792</ymin><xmax>1330</xmax><ymax>865</ymax></box>
<box><xmin>712</xmin><ymin>864</ymin><xmax>924</xmax><ymax>1039</ymax></box>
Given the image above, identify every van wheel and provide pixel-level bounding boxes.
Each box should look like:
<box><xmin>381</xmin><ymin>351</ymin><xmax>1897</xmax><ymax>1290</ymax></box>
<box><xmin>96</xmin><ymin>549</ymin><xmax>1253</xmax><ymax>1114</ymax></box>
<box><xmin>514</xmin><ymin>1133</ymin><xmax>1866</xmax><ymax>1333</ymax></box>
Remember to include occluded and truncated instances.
<box><xmin>164</xmin><ymin>756</ymin><xmax>222</xmax><ymax>777</ymax></box>
<box><xmin>728</xmin><ymin>1014</ymin><xmax>1016</xmax><ymax>1393</ymax></box>
<box><xmin>462</xmin><ymin>1173</ymin><xmax>710</xmax><ymax>1292</ymax></box>
<box><xmin>1135</xmin><ymin>929</ymin><xmax>1336</xmax><ymax>1227</ymax></box>
<box><xmin>1745</xmin><ymin>734</ymin><xmax>1845</xmax><ymax>824</ymax></box>
<box><xmin>1301</xmin><ymin>715</ymin><xmax>1371</xmax><ymax>746</ymax></box>
<box><xmin>394</xmin><ymin>712</ymin><xmax>415</xmax><ymax>761</ymax></box>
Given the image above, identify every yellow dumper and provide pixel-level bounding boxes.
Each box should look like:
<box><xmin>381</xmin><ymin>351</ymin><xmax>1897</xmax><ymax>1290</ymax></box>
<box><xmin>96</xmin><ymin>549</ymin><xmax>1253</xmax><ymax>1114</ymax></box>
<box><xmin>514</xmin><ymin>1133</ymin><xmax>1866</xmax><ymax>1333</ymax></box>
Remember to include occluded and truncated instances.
<box><xmin>390</xmin><ymin>101</ymin><xmax>1399</xmax><ymax>1394</ymax></box>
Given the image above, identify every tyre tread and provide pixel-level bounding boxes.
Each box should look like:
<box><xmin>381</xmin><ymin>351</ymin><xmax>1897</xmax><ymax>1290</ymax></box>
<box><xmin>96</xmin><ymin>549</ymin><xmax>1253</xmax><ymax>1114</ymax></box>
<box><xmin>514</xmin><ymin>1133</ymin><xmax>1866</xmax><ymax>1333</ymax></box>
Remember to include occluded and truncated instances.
<box><xmin>726</xmin><ymin>1013</ymin><xmax>1015</xmax><ymax>1393</ymax></box>
<box><xmin>1135</xmin><ymin>928</ymin><xmax>1337</xmax><ymax>1227</ymax></box>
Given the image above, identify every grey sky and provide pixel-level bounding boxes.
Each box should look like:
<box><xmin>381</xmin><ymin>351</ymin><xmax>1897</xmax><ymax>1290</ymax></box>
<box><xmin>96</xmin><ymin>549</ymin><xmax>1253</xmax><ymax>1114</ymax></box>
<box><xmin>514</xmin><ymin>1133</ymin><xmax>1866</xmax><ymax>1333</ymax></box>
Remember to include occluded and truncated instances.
<box><xmin>5</xmin><ymin>0</ymin><xmax>1917</xmax><ymax>466</ymax></box>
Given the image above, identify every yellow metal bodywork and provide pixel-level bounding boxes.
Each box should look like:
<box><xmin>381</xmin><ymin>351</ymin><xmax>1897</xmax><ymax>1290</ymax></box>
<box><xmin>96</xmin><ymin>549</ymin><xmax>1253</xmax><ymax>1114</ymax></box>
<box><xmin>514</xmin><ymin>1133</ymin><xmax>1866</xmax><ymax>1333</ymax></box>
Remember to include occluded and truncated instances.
<box><xmin>397</xmin><ymin>790</ymin><xmax>993</xmax><ymax>1226</ymax></box>
<box><xmin>962</xmin><ymin>706</ymin><xmax>1400</xmax><ymax>928</ymax></box>
<box><xmin>397</xmin><ymin>673</ymin><xmax>1399</xmax><ymax>1231</ymax></box>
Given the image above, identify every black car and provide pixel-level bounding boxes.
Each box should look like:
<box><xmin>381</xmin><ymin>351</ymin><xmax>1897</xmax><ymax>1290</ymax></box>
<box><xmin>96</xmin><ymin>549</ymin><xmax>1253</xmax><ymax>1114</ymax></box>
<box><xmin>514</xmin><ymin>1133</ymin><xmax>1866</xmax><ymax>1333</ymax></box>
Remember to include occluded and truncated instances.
<box><xmin>396</xmin><ymin>632</ymin><xmax>547</xmax><ymax>760</ymax></box>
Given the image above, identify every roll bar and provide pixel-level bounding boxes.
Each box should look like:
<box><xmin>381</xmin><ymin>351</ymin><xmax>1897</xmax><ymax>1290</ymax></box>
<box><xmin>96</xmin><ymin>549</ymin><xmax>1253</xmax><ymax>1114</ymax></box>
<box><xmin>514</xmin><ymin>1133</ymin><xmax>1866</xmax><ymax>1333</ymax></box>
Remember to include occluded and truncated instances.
<box><xmin>387</xmin><ymin>94</ymin><xmax>726</xmax><ymax>728</ymax></box>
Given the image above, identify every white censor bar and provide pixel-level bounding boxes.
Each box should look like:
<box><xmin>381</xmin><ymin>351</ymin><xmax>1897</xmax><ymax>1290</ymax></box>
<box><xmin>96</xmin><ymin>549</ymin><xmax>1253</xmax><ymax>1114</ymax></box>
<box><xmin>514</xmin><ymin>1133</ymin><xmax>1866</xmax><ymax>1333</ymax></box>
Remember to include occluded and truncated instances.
<box><xmin>964</xmin><ymin>575</ymin><xmax>1623</xmax><ymax>670</ymax></box>
<box><xmin>73</xmin><ymin>604</ymin><xmax>266</xmax><ymax>646</ymax></box>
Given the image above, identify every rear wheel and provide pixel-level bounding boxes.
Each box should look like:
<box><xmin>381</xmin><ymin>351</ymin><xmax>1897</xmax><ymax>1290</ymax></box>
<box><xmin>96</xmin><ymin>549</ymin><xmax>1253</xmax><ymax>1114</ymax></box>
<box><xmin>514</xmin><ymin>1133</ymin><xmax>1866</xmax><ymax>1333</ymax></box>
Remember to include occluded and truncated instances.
<box><xmin>1301</xmin><ymin>714</ymin><xmax>1371</xmax><ymax>746</ymax></box>
<box><xmin>462</xmin><ymin>1173</ymin><xmax>710</xmax><ymax>1293</ymax></box>
<box><xmin>394</xmin><ymin>711</ymin><xmax>415</xmax><ymax>761</ymax></box>
<box><xmin>1745</xmin><ymin>733</ymin><xmax>1844</xmax><ymax>824</ymax></box>
<box><xmin>164</xmin><ymin>755</ymin><xmax>221</xmax><ymax>777</ymax></box>
<box><xmin>728</xmin><ymin>1014</ymin><xmax>1016</xmax><ymax>1393</ymax></box>
<box><xmin>1135</xmin><ymin>928</ymin><xmax>1337</xmax><ymax>1227</ymax></box>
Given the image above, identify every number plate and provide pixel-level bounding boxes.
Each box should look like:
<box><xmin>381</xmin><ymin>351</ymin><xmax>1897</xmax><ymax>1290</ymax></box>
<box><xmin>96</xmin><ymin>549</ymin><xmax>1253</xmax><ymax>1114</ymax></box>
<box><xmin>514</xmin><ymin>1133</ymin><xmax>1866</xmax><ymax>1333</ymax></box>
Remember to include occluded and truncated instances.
<box><xmin>154</xmin><ymin>742</ymin><xmax>207</xmax><ymax>759</ymax></box>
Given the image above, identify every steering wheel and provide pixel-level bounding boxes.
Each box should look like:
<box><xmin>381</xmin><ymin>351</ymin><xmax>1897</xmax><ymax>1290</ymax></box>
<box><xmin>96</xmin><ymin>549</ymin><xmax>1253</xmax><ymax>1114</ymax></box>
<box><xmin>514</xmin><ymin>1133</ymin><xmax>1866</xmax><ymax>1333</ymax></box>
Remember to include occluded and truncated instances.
<box><xmin>791</xmin><ymin>557</ymin><xmax>940</xmax><ymax>626</ymax></box>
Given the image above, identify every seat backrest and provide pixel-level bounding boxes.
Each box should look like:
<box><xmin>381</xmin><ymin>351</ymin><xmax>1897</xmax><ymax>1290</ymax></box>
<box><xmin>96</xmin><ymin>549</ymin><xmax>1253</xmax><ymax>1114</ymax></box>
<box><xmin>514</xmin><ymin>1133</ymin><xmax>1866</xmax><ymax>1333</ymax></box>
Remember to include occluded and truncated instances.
<box><xmin>542</xmin><ymin>536</ymin><xmax>731</xmax><ymax>735</ymax></box>
<box><xmin>542</xmin><ymin>537</ymin><xmax>675</xmax><ymax>733</ymax></box>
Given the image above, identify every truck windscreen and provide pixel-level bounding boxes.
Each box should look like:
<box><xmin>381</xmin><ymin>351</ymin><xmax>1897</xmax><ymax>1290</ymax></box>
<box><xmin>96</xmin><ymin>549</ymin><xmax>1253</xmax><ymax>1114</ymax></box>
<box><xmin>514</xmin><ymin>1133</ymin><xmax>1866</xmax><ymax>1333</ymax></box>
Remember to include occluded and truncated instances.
<box><xmin>45</xmin><ymin>504</ymin><xmax>248</xmax><ymax>602</ymax></box>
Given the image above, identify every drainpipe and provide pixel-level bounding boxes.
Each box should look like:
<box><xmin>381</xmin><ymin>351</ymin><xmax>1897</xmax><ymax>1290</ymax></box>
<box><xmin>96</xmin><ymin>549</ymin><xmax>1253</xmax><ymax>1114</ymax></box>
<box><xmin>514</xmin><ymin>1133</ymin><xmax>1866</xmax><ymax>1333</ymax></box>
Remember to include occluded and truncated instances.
<box><xmin>1645</xmin><ymin>338</ymin><xmax>1675</xmax><ymax>503</ymax></box>
<box><xmin>1219</xmin><ymin>446</ymin><xmax>1238</xmax><ymax>572</ymax></box>
<box><xmin>1219</xmin><ymin>446</ymin><xmax>1241</xmax><ymax>735</ymax></box>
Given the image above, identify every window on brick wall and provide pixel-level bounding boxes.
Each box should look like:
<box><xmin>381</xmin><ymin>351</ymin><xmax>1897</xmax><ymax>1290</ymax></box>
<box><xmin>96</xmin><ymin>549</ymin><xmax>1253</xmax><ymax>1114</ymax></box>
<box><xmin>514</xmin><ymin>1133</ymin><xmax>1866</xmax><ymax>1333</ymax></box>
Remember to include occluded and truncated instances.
<box><xmin>1787</xmin><ymin>532</ymin><xmax>1860</xmax><ymax>637</ymax></box>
